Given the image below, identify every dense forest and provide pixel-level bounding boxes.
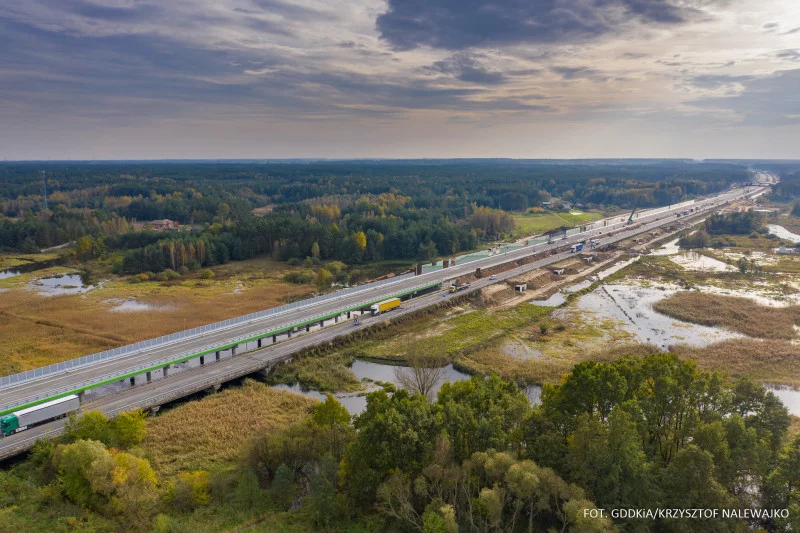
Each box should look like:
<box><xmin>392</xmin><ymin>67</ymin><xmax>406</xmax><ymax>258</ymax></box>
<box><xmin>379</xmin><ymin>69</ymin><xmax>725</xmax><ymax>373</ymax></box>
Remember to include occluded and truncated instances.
<box><xmin>0</xmin><ymin>161</ymin><xmax>750</xmax><ymax>273</ymax></box>
<box><xmin>6</xmin><ymin>355</ymin><xmax>797</xmax><ymax>531</ymax></box>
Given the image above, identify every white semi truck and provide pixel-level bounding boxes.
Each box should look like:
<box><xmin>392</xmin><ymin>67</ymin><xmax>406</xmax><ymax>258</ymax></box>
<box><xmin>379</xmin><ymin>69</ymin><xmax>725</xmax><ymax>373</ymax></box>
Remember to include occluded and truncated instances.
<box><xmin>0</xmin><ymin>394</ymin><xmax>80</xmax><ymax>436</ymax></box>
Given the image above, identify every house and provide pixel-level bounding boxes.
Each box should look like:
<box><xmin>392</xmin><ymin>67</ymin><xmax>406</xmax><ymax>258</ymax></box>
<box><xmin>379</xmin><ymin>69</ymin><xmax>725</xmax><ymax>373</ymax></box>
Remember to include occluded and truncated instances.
<box><xmin>149</xmin><ymin>219</ymin><xmax>178</xmax><ymax>231</ymax></box>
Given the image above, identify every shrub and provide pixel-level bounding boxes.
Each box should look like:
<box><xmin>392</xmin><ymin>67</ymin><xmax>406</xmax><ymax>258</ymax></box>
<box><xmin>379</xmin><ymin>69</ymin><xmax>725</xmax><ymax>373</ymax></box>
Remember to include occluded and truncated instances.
<box><xmin>169</xmin><ymin>471</ymin><xmax>210</xmax><ymax>511</ymax></box>
<box><xmin>199</xmin><ymin>269</ymin><xmax>215</xmax><ymax>280</ymax></box>
<box><xmin>64</xmin><ymin>411</ymin><xmax>113</xmax><ymax>446</ymax></box>
<box><xmin>111</xmin><ymin>410</ymin><xmax>147</xmax><ymax>449</ymax></box>
<box><xmin>178</xmin><ymin>266</ymin><xmax>190</xmax><ymax>275</ymax></box>
<box><xmin>287</xmin><ymin>258</ymin><xmax>301</xmax><ymax>266</ymax></box>
<box><xmin>284</xmin><ymin>270</ymin><xmax>317</xmax><ymax>284</ymax></box>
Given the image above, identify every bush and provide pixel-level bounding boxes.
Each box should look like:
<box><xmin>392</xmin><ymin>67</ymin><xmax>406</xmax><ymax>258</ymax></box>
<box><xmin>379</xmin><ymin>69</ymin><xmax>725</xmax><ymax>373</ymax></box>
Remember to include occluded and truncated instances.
<box><xmin>169</xmin><ymin>471</ymin><xmax>210</xmax><ymax>511</ymax></box>
<box><xmin>64</xmin><ymin>411</ymin><xmax>113</xmax><ymax>446</ymax></box>
<box><xmin>178</xmin><ymin>266</ymin><xmax>190</xmax><ymax>275</ymax></box>
<box><xmin>284</xmin><ymin>270</ymin><xmax>317</xmax><ymax>284</ymax></box>
<box><xmin>287</xmin><ymin>258</ymin><xmax>301</xmax><ymax>266</ymax></box>
<box><xmin>162</xmin><ymin>268</ymin><xmax>180</xmax><ymax>280</ymax></box>
<box><xmin>131</xmin><ymin>273</ymin><xmax>150</xmax><ymax>283</ymax></box>
<box><xmin>199</xmin><ymin>269</ymin><xmax>215</xmax><ymax>279</ymax></box>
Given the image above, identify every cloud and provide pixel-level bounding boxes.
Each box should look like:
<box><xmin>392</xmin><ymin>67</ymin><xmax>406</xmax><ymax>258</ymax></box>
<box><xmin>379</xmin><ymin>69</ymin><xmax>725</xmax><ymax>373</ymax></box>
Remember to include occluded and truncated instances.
<box><xmin>427</xmin><ymin>53</ymin><xmax>506</xmax><ymax>85</ymax></box>
<box><xmin>689</xmin><ymin>69</ymin><xmax>800</xmax><ymax>125</ymax></box>
<box><xmin>377</xmin><ymin>0</ymin><xmax>717</xmax><ymax>50</ymax></box>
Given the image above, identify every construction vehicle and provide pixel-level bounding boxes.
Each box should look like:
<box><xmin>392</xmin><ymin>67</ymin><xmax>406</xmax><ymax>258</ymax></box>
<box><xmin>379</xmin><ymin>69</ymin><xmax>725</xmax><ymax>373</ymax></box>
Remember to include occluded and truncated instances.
<box><xmin>449</xmin><ymin>282</ymin><xmax>471</xmax><ymax>293</ymax></box>
<box><xmin>370</xmin><ymin>298</ymin><xmax>401</xmax><ymax>316</ymax></box>
<box><xmin>626</xmin><ymin>200</ymin><xmax>640</xmax><ymax>226</ymax></box>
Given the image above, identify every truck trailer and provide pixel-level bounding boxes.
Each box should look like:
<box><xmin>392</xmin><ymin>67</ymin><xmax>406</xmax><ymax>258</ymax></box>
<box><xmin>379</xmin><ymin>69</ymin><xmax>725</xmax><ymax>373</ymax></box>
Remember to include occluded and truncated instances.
<box><xmin>370</xmin><ymin>298</ymin><xmax>401</xmax><ymax>316</ymax></box>
<box><xmin>570</xmin><ymin>243</ymin><xmax>584</xmax><ymax>253</ymax></box>
<box><xmin>449</xmin><ymin>282</ymin><xmax>471</xmax><ymax>293</ymax></box>
<box><xmin>1</xmin><ymin>394</ymin><xmax>81</xmax><ymax>436</ymax></box>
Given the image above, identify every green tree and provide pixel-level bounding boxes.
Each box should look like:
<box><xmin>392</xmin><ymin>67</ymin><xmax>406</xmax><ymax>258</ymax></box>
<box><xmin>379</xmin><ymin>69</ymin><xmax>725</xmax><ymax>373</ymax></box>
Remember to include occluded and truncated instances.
<box><xmin>271</xmin><ymin>464</ymin><xmax>296</xmax><ymax>510</ymax></box>
<box><xmin>64</xmin><ymin>411</ymin><xmax>113</xmax><ymax>446</ymax></box>
<box><xmin>111</xmin><ymin>410</ymin><xmax>147</xmax><ymax>449</ymax></box>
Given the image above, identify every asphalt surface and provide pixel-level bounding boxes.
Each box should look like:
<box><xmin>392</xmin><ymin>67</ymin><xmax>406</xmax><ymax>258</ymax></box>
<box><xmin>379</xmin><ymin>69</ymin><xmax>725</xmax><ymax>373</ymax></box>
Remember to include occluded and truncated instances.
<box><xmin>0</xmin><ymin>186</ymin><xmax>761</xmax><ymax>458</ymax></box>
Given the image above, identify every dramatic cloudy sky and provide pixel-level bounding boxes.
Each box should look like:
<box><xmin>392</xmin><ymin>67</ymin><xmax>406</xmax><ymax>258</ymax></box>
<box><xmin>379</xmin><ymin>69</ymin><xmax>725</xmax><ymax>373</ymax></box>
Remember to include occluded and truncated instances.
<box><xmin>1</xmin><ymin>0</ymin><xmax>799</xmax><ymax>159</ymax></box>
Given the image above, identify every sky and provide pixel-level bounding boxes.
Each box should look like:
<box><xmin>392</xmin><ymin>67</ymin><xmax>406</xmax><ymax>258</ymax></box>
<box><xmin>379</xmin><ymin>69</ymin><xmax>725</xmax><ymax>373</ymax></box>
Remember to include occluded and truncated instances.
<box><xmin>1</xmin><ymin>0</ymin><xmax>799</xmax><ymax>160</ymax></box>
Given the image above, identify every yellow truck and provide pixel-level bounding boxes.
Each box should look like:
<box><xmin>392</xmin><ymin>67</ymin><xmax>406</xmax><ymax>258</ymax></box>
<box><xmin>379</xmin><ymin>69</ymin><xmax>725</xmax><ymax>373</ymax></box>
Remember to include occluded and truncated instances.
<box><xmin>370</xmin><ymin>297</ymin><xmax>401</xmax><ymax>316</ymax></box>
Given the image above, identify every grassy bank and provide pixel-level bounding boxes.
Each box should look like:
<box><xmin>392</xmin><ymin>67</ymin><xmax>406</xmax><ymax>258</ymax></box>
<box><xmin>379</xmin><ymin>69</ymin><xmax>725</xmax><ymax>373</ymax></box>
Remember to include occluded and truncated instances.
<box><xmin>653</xmin><ymin>292</ymin><xmax>800</xmax><ymax>340</ymax></box>
<box><xmin>143</xmin><ymin>380</ymin><xmax>317</xmax><ymax>478</ymax></box>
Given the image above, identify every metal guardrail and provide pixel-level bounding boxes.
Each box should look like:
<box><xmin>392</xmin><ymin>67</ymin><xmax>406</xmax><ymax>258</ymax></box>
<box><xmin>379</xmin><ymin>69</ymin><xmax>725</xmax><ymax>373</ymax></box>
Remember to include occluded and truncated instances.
<box><xmin>0</xmin><ymin>280</ymin><xmax>441</xmax><ymax>414</ymax></box>
<box><xmin>0</xmin><ymin>273</ymin><xmax>413</xmax><ymax>388</ymax></box>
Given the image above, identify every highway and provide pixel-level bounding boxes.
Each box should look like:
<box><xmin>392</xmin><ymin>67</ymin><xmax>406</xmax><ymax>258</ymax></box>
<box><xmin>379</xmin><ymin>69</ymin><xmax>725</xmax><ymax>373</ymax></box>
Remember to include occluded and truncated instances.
<box><xmin>0</xmin><ymin>184</ymin><xmax>763</xmax><ymax>458</ymax></box>
<box><xmin>0</xmin><ymin>187</ymin><xmax>758</xmax><ymax>415</ymax></box>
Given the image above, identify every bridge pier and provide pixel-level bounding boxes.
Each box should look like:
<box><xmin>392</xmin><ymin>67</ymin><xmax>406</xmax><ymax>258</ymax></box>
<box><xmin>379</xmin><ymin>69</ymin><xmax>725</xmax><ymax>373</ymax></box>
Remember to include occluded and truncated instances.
<box><xmin>215</xmin><ymin>351</ymin><xmax>220</xmax><ymax>361</ymax></box>
<box><xmin>163</xmin><ymin>365</ymin><xmax>169</xmax><ymax>378</ymax></box>
<box><xmin>205</xmin><ymin>383</ymin><xmax>221</xmax><ymax>394</ymax></box>
<box><xmin>199</xmin><ymin>355</ymin><xmax>205</xmax><ymax>366</ymax></box>
<box><xmin>129</xmin><ymin>376</ymin><xmax>135</xmax><ymax>387</ymax></box>
<box><xmin>78</xmin><ymin>390</ymin><xmax>85</xmax><ymax>403</ymax></box>
<box><xmin>146</xmin><ymin>371</ymin><xmax>152</xmax><ymax>383</ymax></box>
<box><xmin>150</xmin><ymin>406</ymin><xmax>160</xmax><ymax>415</ymax></box>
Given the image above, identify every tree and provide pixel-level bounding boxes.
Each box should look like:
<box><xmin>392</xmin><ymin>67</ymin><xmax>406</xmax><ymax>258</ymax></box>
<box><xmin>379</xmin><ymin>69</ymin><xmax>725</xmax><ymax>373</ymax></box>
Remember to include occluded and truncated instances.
<box><xmin>316</xmin><ymin>268</ymin><xmax>333</xmax><ymax>289</ymax></box>
<box><xmin>170</xmin><ymin>471</ymin><xmax>210</xmax><ymax>511</ymax></box>
<box><xmin>64</xmin><ymin>411</ymin><xmax>113</xmax><ymax>446</ymax></box>
<box><xmin>111</xmin><ymin>410</ymin><xmax>147</xmax><ymax>449</ymax></box>
<box><xmin>311</xmin><ymin>241</ymin><xmax>320</xmax><ymax>259</ymax></box>
<box><xmin>395</xmin><ymin>343</ymin><xmax>446</xmax><ymax>401</ymax></box>
<box><xmin>352</xmin><ymin>231</ymin><xmax>367</xmax><ymax>250</ymax></box>
<box><xmin>271</xmin><ymin>464</ymin><xmax>297</xmax><ymax>510</ymax></box>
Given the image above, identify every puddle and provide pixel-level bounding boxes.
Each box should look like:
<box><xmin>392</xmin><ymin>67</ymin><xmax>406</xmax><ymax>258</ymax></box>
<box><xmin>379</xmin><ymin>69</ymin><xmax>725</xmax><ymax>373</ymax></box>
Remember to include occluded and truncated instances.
<box><xmin>0</xmin><ymin>268</ymin><xmax>23</xmax><ymax>280</ymax></box>
<box><xmin>29</xmin><ymin>273</ymin><xmax>95</xmax><ymax>295</ymax></box>
<box><xmin>651</xmin><ymin>238</ymin><xmax>681</xmax><ymax>256</ymax></box>
<box><xmin>670</xmin><ymin>252</ymin><xmax>735</xmax><ymax>272</ymax></box>
<box><xmin>530</xmin><ymin>292</ymin><xmax>566</xmax><ymax>307</ymax></box>
<box><xmin>767</xmin><ymin>386</ymin><xmax>800</xmax><ymax>417</ymax></box>
<box><xmin>596</xmin><ymin>257</ymin><xmax>640</xmax><ymax>279</ymax></box>
<box><xmin>574</xmin><ymin>284</ymin><xmax>744</xmax><ymax>349</ymax></box>
<box><xmin>564</xmin><ymin>280</ymin><xmax>592</xmax><ymax>293</ymax></box>
<box><xmin>106</xmin><ymin>299</ymin><xmax>174</xmax><ymax>312</ymax></box>
<box><xmin>768</xmin><ymin>225</ymin><xmax>800</xmax><ymax>243</ymax></box>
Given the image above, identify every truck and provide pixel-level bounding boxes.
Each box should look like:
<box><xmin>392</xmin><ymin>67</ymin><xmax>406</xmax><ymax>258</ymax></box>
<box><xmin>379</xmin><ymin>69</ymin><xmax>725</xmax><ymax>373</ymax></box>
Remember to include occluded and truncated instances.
<box><xmin>1</xmin><ymin>394</ymin><xmax>80</xmax><ymax>436</ymax></box>
<box><xmin>570</xmin><ymin>243</ymin><xmax>584</xmax><ymax>253</ymax></box>
<box><xmin>370</xmin><ymin>297</ymin><xmax>401</xmax><ymax>316</ymax></box>
<box><xmin>449</xmin><ymin>282</ymin><xmax>471</xmax><ymax>293</ymax></box>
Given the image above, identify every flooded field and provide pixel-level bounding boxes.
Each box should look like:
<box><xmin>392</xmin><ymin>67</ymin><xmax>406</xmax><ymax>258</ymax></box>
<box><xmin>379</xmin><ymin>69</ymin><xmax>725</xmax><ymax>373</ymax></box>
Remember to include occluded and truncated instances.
<box><xmin>768</xmin><ymin>224</ymin><xmax>800</xmax><ymax>243</ymax></box>
<box><xmin>670</xmin><ymin>252</ymin><xmax>735</xmax><ymax>272</ymax></box>
<box><xmin>574</xmin><ymin>284</ymin><xmax>744</xmax><ymax>350</ymax></box>
<box><xmin>768</xmin><ymin>386</ymin><xmax>800</xmax><ymax>416</ymax></box>
<box><xmin>29</xmin><ymin>273</ymin><xmax>95</xmax><ymax>296</ymax></box>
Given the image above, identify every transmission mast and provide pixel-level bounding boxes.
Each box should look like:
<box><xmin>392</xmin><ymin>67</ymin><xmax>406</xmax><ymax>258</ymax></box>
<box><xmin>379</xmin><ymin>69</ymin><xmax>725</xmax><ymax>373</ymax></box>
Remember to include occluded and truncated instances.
<box><xmin>41</xmin><ymin>170</ymin><xmax>49</xmax><ymax>210</ymax></box>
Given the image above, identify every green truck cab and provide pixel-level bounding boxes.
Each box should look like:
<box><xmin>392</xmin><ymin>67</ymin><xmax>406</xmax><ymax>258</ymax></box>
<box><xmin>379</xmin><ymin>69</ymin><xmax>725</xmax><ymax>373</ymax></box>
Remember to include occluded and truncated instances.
<box><xmin>0</xmin><ymin>415</ymin><xmax>19</xmax><ymax>436</ymax></box>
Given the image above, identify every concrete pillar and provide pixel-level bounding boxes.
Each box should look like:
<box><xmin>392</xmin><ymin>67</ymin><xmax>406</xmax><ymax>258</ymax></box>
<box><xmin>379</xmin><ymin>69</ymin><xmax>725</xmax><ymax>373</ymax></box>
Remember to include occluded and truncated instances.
<box><xmin>231</xmin><ymin>345</ymin><xmax>237</xmax><ymax>356</ymax></box>
<box><xmin>216</xmin><ymin>351</ymin><xmax>221</xmax><ymax>361</ymax></box>
<box><xmin>129</xmin><ymin>376</ymin><xmax>135</xmax><ymax>387</ymax></box>
<box><xmin>78</xmin><ymin>390</ymin><xmax>85</xmax><ymax>403</ymax></box>
<box><xmin>163</xmin><ymin>366</ymin><xmax>169</xmax><ymax>378</ymax></box>
<box><xmin>150</xmin><ymin>406</ymin><xmax>160</xmax><ymax>415</ymax></box>
<box><xmin>199</xmin><ymin>355</ymin><xmax>205</xmax><ymax>366</ymax></box>
<box><xmin>206</xmin><ymin>383</ymin><xmax>221</xmax><ymax>394</ymax></box>
<box><xmin>272</xmin><ymin>334</ymin><xmax>277</xmax><ymax>343</ymax></box>
<box><xmin>306</xmin><ymin>324</ymin><xmax>310</xmax><ymax>332</ymax></box>
<box><xmin>257</xmin><ymin>338</ymin><xmax>262</xmax><ymax>348</ymax></box>
<box><xmin>146</xmin><ymin>371</ymin><xmax>152</xmax><ymax>383</ymax></box>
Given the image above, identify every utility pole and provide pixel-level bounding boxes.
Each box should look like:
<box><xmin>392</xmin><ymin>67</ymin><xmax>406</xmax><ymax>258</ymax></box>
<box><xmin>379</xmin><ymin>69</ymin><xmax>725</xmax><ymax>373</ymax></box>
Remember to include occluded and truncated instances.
<box><xmin>41</xmin><ymin>171</ymin><xmax>48</xmax><ymax>210</ymax></box>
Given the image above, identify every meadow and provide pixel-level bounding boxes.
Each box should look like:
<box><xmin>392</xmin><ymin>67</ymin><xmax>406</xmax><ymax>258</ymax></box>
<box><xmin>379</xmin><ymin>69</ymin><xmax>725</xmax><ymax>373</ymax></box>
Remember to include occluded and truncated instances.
<box><xmin>510</xmin><ymin>210</ymin><xmax>602</xmax><ymax>238</ymax></box>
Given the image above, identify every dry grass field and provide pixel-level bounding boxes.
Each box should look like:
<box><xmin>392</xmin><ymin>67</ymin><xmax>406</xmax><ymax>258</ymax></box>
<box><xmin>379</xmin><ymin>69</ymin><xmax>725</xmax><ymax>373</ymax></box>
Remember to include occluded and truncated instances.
<box><xmin>653</xmin><ymin>291</ymin><xmax>800</xmax><ymax>340</ymax></box>
<box><xmin>673</xmin><ymin>339</ymin><xmax>800</xmax><ymax>387</ymax></box>
<box><xmin>142</xmin><ymin>380</ymin><xmax>317</xmax><ymax>478</ymax></box>
<box><xmin>0</xmin><ymin>258</ymin><xmax>316</xmax><ymax>375</ymax></box>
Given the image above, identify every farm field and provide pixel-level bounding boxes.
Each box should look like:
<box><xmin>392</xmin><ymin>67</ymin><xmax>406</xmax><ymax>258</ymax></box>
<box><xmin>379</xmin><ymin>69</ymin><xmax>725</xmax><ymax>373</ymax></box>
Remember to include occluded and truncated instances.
<box><xmin>511</xmin><ymin>210</ymin><xmax>603</xmax><ymax>238</ymax></box>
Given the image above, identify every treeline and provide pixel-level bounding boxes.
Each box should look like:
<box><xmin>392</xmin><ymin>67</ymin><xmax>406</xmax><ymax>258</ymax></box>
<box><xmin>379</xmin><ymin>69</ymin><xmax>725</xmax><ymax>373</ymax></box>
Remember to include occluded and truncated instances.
<box><xmin>251</xmin><ymin>355</ymin><xmax>796</xmax><ymax>532</ymax></box>
<box><xmin>4</xmin><ymin>355</ymin><xmax>797</xmax><ymax>531</ymax></box>
<box><xmin>705</xmin><ymin>210</ymin><xmax>763</xmax><ymax>235</ymax></box>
